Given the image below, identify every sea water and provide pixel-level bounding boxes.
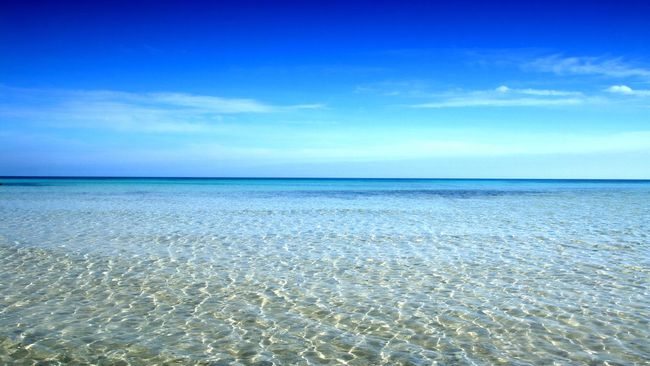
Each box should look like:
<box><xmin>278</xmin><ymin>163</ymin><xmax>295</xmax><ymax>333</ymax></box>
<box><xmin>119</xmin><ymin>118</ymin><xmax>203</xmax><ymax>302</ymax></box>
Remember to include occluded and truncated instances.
<box><xmin>0</xmin><ymin>178</ymin><xmax>648</xmax><ymax>365</ymax></box>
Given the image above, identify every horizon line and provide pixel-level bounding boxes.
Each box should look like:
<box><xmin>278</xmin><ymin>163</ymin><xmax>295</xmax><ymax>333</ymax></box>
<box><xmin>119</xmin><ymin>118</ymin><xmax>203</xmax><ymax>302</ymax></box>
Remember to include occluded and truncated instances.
<box><xmin>1</xmin><ymin>176</ymin><xmax>649</xmax><ymax>181</ymax></box>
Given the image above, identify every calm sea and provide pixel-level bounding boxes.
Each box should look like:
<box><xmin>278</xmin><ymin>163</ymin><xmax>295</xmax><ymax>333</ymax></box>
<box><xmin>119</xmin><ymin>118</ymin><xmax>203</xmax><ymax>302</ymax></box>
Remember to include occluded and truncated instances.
<box><xmin>1</xmin><ymin>178</ymin><xmax>648</xmax><ymax>365</ymax></box>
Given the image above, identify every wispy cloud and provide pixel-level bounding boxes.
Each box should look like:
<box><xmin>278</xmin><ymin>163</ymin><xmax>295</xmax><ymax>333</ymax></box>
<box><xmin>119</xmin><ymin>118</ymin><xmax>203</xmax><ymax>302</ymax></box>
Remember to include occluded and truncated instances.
<box><xmin>412</xmin><ymin>98</ymin><xmax>584</xmax><ymax>109</ymax></box>
<box><xmin>494</xmin><ymin>85</ymin><xmax>582</xmax><ymax>96</ymax></box>
<box><xmin>0</xmin><ymin>86</ymin><xmax>323</xmax><ymax>133</ymax></box>
<box><xmin>136</xmin><ymin>92</ymin><xmax>277</xmax><ymax>113</ymax></box>
<box><xmin>527</xmin><ymin>55</ymin><xmax>650</xmax><ymax>79</ymax></box>
<box><xmin>411</xmin><ymin>85</ymin><xmax>586</xmax><ymax>108</ymax></box>
<box><xmin>139</xmin><ymin>92</ymin><xmax>324</xmax><ymax>112</ymax></box>
<box><xmin>605</xmin><ymin>85</ymin><xmax>650</xmax><ymax>97</ymax></box>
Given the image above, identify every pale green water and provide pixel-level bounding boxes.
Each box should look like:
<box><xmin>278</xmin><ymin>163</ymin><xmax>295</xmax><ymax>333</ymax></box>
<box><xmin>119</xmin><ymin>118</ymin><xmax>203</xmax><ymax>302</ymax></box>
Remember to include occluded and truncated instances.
<box><xmin>0</xmin><ymin>178</ymin><xmax>649</xmax><ymax>365</ymax></box>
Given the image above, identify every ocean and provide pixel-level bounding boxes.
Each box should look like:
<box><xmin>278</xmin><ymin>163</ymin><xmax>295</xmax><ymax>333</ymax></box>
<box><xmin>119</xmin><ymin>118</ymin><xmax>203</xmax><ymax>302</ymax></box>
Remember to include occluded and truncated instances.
<box><xmin>0</xmin><ymin>178</ymin><xmax>648</xmax><ymax>365</ymax></box>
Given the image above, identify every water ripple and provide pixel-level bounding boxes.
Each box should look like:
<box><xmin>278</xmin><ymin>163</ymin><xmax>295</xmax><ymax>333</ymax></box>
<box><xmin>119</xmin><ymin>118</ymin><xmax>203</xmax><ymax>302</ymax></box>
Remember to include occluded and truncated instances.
<box><xmin>0</xmin><ymin>180</ymin><xmax>649</xmax><ymax>365</ymax></box>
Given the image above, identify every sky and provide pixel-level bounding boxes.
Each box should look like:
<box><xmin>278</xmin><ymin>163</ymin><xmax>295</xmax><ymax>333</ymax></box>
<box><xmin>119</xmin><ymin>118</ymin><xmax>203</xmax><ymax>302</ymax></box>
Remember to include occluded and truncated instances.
<box><xmin>1</xmin><ymin>0</ymin><xmax>649</xmax><ymax>178</ymax></box>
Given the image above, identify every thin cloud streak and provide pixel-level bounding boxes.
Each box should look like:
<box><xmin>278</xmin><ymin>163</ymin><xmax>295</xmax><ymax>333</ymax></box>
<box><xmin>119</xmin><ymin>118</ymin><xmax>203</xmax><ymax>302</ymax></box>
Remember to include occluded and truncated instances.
<box><xmin>528</xmin><ymin>55</ymin><xmax>650</xmax><ymax>79</ymax></box>
<box><xmin>410</xmin><ymin>85</ymin><xmax>586</xmax><ymax>108</ymax></box>
<box><xmin>412</xmin><ymin>98</ymin><xmax>584</xmax><ymax>108</ymax></box>
<box><xmin>494</xmin><ymin>85</ymin><xmax>582</xmax><ymax>96</ymax></box>
<box><xmin>0</xmin><ymin>86</ymin><xmax>324</xmax><ymax>133</ymax></box>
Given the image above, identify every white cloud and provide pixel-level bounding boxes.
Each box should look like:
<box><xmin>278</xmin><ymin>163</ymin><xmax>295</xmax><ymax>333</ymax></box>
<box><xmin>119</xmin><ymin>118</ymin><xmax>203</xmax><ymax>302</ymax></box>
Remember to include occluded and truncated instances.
<box><xmin>143</xmin><ymin>92</ymin><xmax>276</xmax><ymax>113</ymax></box>
<box><xmin>495</xmin><ymin>85</ymin><xmax>582</xmax><ymax>96</ymax></box>
<box><xmin>0</xmin><ymin>86</ymin><xmax>323</xmax><ymax>132</ymax></box>
<box><xmin>517</xmin><ymin>88</ymin><xmax>582</xmax><ymax>96</ymax></box>
<box><xmin>411</xmin><ymin>85</ymin><xmax>585</xmax><ymax>108</ymax></box>
<box><xmin>606</xmin><ymin>85</ymin><xmax>633</xmax><ymax>94</ymax></box>
<box><xmin>605</xmin><ymin>85</ymin><xmax>650</xmax><ymax>96</ymax></box>
<box><xmin>412</xmin><ymin>98</ymin><xmax>584</xmax><ymax>109</ymax></box>
<box><xmin>528</xmin><ymin>55</ymin><xmax>650</xmax><ymax>79</ymax></box>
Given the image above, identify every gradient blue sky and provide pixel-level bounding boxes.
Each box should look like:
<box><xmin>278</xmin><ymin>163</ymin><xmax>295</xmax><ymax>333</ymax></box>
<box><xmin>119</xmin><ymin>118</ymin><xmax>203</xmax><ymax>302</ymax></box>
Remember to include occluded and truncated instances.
<box><xmin>1</xmin><ymin>0</ymin><xmax>649</xmax><ymax>178</ymax></box>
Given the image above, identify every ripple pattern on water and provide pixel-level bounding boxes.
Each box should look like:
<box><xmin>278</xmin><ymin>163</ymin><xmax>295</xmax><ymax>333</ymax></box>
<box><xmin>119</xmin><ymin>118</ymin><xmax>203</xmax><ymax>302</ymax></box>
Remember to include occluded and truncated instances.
<box><xmin>0</xmin><ymin>179</ymin><xmax>649</xmax><ymax>365</ymax></box>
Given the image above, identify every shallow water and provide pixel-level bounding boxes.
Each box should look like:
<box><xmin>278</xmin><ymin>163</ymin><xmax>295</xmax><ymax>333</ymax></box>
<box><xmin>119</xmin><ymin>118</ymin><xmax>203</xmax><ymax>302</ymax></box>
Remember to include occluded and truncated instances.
<box><xmin>0</xmin><ymin>178</ymin><xmax>648</xmax><ymax>365</ymax></box>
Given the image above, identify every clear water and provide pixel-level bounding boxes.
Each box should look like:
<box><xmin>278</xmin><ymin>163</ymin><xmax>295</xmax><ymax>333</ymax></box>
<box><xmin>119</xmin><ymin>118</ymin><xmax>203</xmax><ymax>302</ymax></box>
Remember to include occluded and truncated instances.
<box><xmin>0</xmin><ymin>178</ymin><xmax>648</xmax><ymax>365</ymax></box>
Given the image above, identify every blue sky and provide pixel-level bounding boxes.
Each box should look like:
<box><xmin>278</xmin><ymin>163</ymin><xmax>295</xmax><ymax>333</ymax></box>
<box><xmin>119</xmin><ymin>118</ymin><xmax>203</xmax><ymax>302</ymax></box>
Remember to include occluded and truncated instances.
<box><xmin>1</xmin><ymin>0</ymin><xmax>649</xmax><ymax>178</ymax></box>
